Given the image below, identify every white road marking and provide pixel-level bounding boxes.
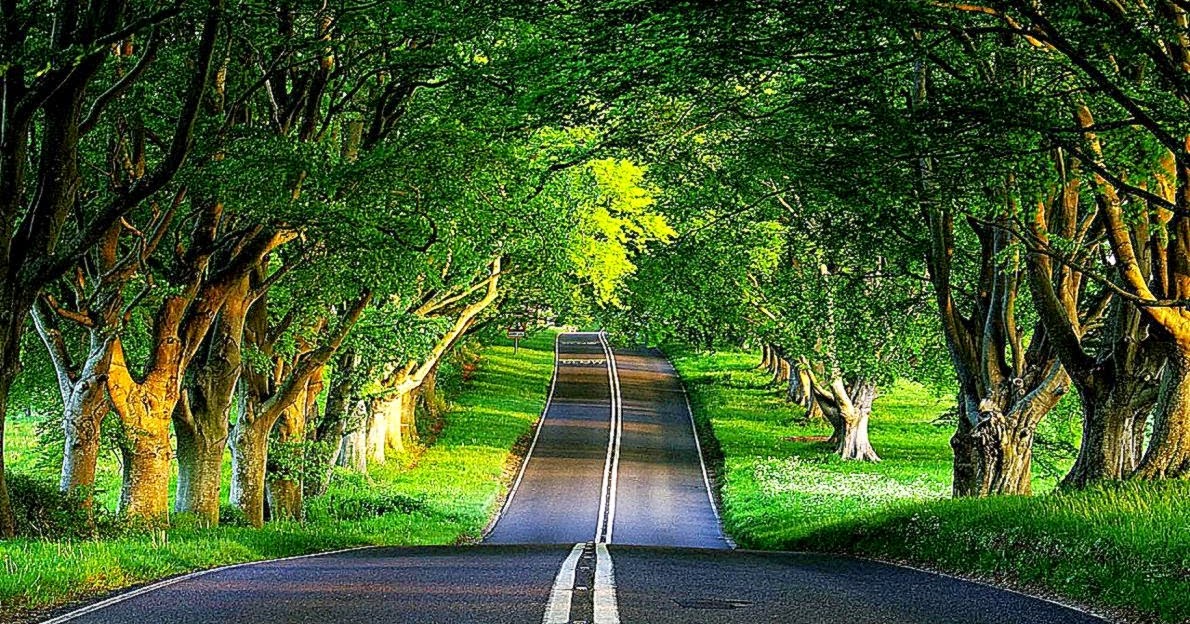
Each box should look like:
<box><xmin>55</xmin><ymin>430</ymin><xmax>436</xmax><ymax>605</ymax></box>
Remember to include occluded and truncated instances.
<box><xmin>594</xmin><ymin>330</ymin><xmax>623</xmax><ymax>544</ymax></box>
<box><xmin>542</xmin><ymin>543</ymin><xmax>587</xmax><ymax>624</ymax></box>
<box><xmin>39</xmin><ymin>545</ymin><xmax>378</xmax><ymax>624</ymax></box>
<box><xmin>603</xmin><ymin>333</ymin><xmax>623</xmax><ymax>544</ymax></box>
<box><xmin>485</xmin><ymin>331</ymin><xmax>562</xmax><ymax>537</ymax></box>
<box><xmin>668</xmin><ymin>355</ymin><xmax>736</xmax><ymax>549</ymax></box>
<box><xmin>593</xmin><ymin>543</ymin><xmax>621</xmax><ymax>624</ymax></box>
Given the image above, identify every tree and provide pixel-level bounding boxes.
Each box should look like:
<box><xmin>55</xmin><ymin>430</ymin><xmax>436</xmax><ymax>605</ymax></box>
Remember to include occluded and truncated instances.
<box><xmin>0</xmin><ymin>0</ymin><xmax>222</xmax><ymax>533</ymax></box>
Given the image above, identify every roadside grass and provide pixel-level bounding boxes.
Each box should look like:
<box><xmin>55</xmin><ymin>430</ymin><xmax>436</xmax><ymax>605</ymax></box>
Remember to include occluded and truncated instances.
<box><xmin>800</xmin><ymin>482</ymin><xmax>1190</xmax><ymax>623</ymax></box>
<box><xmin>668</xmin><ymin>347</ymin><xmax>955</xmax><ymax>546</ymax></box>
<box><xmin>669</xmin><ymin>345</ymin><xmax>1190</xmax><ymax>624</ymax></box>
<box><xmin>0</xmin><ymin>329</ymin><xmax>556</xmax><ymax>621</ymax></box>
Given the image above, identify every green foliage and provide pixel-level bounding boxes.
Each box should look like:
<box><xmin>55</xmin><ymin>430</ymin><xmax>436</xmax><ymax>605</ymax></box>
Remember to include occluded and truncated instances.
<box><xmin>307</xmin><ymin>470</ymin><xmax>429</xmax><ymax>521</ymax></box>
<box><xmin>4</xmin><ymin>474</ymin><xmax>124</xmax><ymax>540</ymax></box>
<box><xmin>571</xmin><ymin>158</ymin><xmax>675</xmax><ymax>306</ymax></box>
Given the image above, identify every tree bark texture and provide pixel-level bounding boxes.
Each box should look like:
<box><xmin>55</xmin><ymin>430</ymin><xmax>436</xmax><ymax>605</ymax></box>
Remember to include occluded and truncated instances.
<box><xmin>173</xmin><ymin>276</ymin><xmax>250</xmax><ymax>524</ymax></box>
<box><xmin>807</xmin><ymin>369</ymin><xmax>880</xmax><ymax>462</ymax></box>
<box><xmin>1134</xmin><ymin>347</ymin><xmax>1190</xmax><ymax>478</ymax></box>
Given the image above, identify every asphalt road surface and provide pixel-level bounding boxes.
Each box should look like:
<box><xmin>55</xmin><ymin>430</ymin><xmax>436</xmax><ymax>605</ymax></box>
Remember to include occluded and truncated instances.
<box><xmin>41</xmin><ymin>332</ymin><xmax>1107</xmax><ymax>624</ymax></box>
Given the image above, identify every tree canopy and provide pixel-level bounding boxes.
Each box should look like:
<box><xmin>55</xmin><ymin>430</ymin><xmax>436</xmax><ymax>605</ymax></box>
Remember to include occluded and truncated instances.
<box><xmin>2</xmin><ymin>0</ymin><xmax>1190</xmax><ymax>535</ymax></box>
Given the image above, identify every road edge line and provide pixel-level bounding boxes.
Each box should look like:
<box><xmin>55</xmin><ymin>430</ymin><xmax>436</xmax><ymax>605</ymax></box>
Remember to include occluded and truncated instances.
<box><xmin>483</xmin><ymin>330</ymin><xmax>563</xmax><ymax>539</ymax></box>
<box><xmin>593</xmin><ymin>543</ymin><xmax>621</xmax><ymax>624</ymax></box>
<box><xmin>666</xmin><ymin>353</ymin><xmax>736</xmax><ymax>550</ymax></box>
<box><xmin>841</xmin><ymin>553</ymin><xmax>1111</xmax><ymax>623</ymax></box>
<box><xmin>541</xmin><ymin>542</ymin><xmax>587</xmax><ymax>624</ymax></box>
<box><xmin>38</xmin><ymin>544</ymin><xmax>378</xmax><ymax>624</ymax></box>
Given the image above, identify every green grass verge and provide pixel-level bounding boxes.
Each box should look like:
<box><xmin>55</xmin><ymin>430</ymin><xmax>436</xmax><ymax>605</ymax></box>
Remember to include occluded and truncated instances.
<box><xmin>669</xmin><ymin>345</ymin><xmax>1190</xmax><ymax>624</ymax></box>
<box><xmin>0</xmin><ymin>329</ymin><xmax>557</xmax><ymax>621</ymax></box>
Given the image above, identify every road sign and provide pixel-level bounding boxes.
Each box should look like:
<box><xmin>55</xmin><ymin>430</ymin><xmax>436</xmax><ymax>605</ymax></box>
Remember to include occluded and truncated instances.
<box><xmin>507</xmin><ymin>325</ymin><xmax>526</xmax><ymax>353</ymax></box>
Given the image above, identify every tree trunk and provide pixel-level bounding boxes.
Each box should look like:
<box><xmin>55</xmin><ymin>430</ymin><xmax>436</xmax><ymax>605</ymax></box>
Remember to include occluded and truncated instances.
<box><xmin>787</xmin><ymin>363</ymin><xmax>825</xmax><ymax>422</ymax></box>
<box><xmin>108</xmin><ymin>340</ymin><xmax>180</xmax><ymax>521</ymax></box>
<box><xmin>951</xmin><ymin>403</ymin><xmax>1035</xmax><ymax>496</ymax></box>
<box><xmin>834</xmin><ymin>379</ymin><xmax>879</xmax><ymax>461</ymax></box>
<box><xmin>31</xmin><ymin>302</ymin><xmax>116</xmax><ymax>505</ymax></box>
<box><xmin>760</xmin><ymin>344</ymin><xmax>773</xmax><ymax>370</ymax></box>
<box><xmin>117</xmin><ymin>413</ymin><xmax>172</xmax><ymax>522</ymax></box>
<box><xmin>62</xmin><ymin>428</ymin><xmax>102</xmax><ymax>499</ymax></box>
<box><xmin>0</xmin><ymin>329</ymin><xmax>20</xmax><ymax>536</ymax></box>
<box><xmin>421</xmin><ymin>365</ymin><xmax>440</xmax><ymax>421</ymax></box>
<box><xmin>173</xmin><ymin>277</ymin><xmax>249</xmax><ymax>524</ymax></box>
<box><xmin>773</xmin><ymin>357</ymin><xmax>792</xmax><ymax>385</ymax></box>
<box><xmin>366</xmin><ymin>397</ymin><xmax>388</xmax><ymax>464</ymax></box>
<box><xmin>306</xmin><ymin>355</ymin><xmax>357</xmax><ymax>497</ymax></box>
<box><xmin>339</xmin><ymin>404</ymin><xmax>370</xmax><ymax>473</ymax></box>
<box><xmin>1134</xmin><ymin>347</ymin><xmax>1190</xmax><ymax>479</ymax></box>
<box><xmin>305</xmin><ymin>417</ymin><xmax>346</xmax><ymax>499</ymax></box>
<box><xmin>383</xmin><ymin>389</ymin><xmax>418</xmax><ymax>454</ymax></box>
<box><xmin>174</xmin><ymin>431</ymin><xmax>224</xmax><ymax>524</ymax></box>
<box><xmin>59</xmin><ymin>383</ymin><xmax>108</xmax><ymax>500</ymax></box>
<box><xmin>817</xmin><ymin>393</ymin><xmax>844</xmax><ymax>446</ymax></box>
<box><xmin>266</xmin><ymin>372</ymin><xmax>320</xmax><ymax>521</ymax></box>
<box><xmin>787</xmin><ymin>364</ymin><xmax>807</xmax><ymax>405</ymax></box>
<box><xmin>949</xmin><ymin>365</ymin><xmax>1066</xmax><ymax>497</ymax></box>
<box><xmin>266</xmin><ymin>476</ymin><xmax>303</xmax><ymax>522</ymax></box>
<box><xmin>1063</xmin><ymin>371</ymin><xmax>1157</xmax><ymax>487</ymax></box>
<box><xmin>230</xmin><ymin>418</ymin><xmax>269</xmax><ymax>527</ymax></box>
<box><xmin>804</xmin><ymin>368</ymin><xmax>880</xmax><ymax>462</ymax></box>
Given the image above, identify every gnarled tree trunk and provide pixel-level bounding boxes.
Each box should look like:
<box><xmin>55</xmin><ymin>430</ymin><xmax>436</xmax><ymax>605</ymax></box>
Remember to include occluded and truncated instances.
<box><xmin>810</xmin><ymin>372</ymin><xmax>880</xmax><ymax>462</ymax></box>
<box><xmin>231</xmin><ymin>290</ymin><xmax>370</xmax><ymax>524</ymax></box>
<box><xmin>0</xmin><ymin>315</ymin><xmax>23</xmax><ymax>536</ymax></box>
<box><xmin>760</xmin><ymin>343</ymin><xmax>774</xmax><ymax>371</ymax></box>
<box><xmin>174</xmin><ymin>276</ymin><xmax>250</xmax><ymax>524</ymax></box>
<box><xmin>950</xmin><ymin>361</ymin><xmax>1068</xmax><ymax>497</ymax></box>
<box><xmin>108</xmin><ymin>338</ymin><xmax>180</xmax><ymax>523</ymax></box>
<box><xmin>305</xmin><ymin>351</ymin><xmax>359</xmax><ymax>497</ymax></box>
<box><xmin>230</xmin><ymin>414</ymin><xmax>270</xmax><ymax>527</ymax></box>
<box><xmin>1063</xmin><ymin>362</ymin><xmax>1159</xmax><ymax>487</ymax></box>
<box><xmin>383</xmin><ymin>389</ymin><xmax>418</xmax><ymax>456</ymax></box>
<box><xmin>833</xmin><ymin>379</ymin><xmax>878</xmax><ymax>461</ymax></box>
<box><xmin>114</xmin><ymin>401</ymin><xmax>174</xmax><ymax>521</ymax></box>
<box><xmin>32</xmin><ymin>304</ymin><xmax>115</xmax><ymax>503</ymax></box>
<box><xmin>1134</xmin><ymin>347</ymin><xmax>1190</xmax><ymax>478</ymax></box>
<box><xmin>365</xmin><ymin>397</ymin><xmax>389</xmax><ymax>464</ymax></box>
<box><xmin>773</xmin><ymin>355</ymin><xmax>792</xmax><ymax>385</ymax></box>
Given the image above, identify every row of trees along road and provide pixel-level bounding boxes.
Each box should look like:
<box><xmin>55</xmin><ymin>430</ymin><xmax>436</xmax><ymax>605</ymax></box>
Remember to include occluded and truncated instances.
<box><xmin>0</xmin><ymin>1</ymin><xmax>675</xmax><ymax>535</ymax></box>
<box><xmin>5</xmin><ymin>0</ymin><xmax>1190</xmax><ymax>537</ymax></box>
<box><xmin>582</xmin><ymin>0</ymin><xmax>1190</xmax><ymax>496</ymax></box>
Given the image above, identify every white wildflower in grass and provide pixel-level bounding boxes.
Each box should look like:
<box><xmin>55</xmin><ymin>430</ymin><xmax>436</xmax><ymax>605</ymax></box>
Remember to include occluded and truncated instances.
<box><xmin>753</xmin><ymin>457</ymin><xmax>947</xmax><ymax>515</ymax></box>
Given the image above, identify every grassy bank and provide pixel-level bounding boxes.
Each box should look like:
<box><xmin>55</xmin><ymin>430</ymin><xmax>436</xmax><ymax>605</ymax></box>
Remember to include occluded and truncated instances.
<box><xmin>670</xmin><ymin>345</ymin><xmax>1190</xmax><ymax>624</ymax></box>
<box><xmin>0</xmin><ymin>330</ymin><xmax>556</xmax><ymax>621</ymax></box>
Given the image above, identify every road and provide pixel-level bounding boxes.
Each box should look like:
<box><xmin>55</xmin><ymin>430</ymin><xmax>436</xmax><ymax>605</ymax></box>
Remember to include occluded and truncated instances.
<box><xmin>41</xmin><ymin>332</ymin><xmax>1106</xmax><ymax>624</ymax></box>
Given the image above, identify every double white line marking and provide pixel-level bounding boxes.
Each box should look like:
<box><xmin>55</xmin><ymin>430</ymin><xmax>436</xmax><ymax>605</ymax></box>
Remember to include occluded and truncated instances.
<box><xmin>542</xmin><ymin>542</ymin><xmax>621</xmax><ymax>624</ymax></box>
<box><xmin>543</xmin><ymin>331</ymin><xmax>624</xmax><ymax>624</ymax></box>
<box><xmin>595</xmin><ymin>330</ymin><xmax>623</xmax><ymax>544</ymax></box>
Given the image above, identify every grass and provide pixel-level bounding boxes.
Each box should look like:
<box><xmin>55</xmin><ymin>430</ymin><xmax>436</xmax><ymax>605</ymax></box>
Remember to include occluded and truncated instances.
<box><xmin>669</xmin><ymin>345</ymin><xmax>1190</xmax><ymax>624</ymax></box>
<box><xmin>0</xmin><ymin>329</ymin><xmax>557</xmax><ymax>621</ymax></box>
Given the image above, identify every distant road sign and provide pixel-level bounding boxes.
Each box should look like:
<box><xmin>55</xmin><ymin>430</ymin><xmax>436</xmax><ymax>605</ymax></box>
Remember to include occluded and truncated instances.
<box><xmin>507</xmin><ymin>328</ymin><xmax>527</xmax><ymax>338</ymax></box>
